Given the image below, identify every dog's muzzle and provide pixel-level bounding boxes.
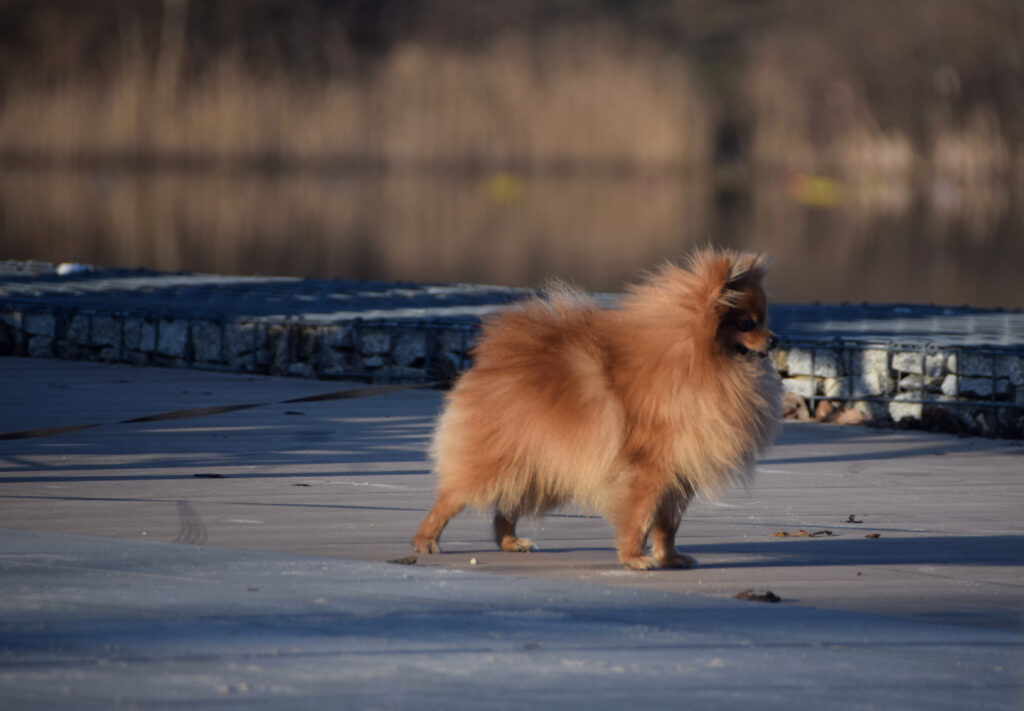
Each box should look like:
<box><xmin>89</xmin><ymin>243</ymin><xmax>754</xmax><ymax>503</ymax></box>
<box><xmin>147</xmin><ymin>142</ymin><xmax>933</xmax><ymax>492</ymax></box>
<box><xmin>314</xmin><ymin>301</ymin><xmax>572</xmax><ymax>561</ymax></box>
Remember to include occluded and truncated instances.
<box><xmin>736</xmin><ymin>335</ymin><xmax>779</xmax><ymax>359</ymax></box>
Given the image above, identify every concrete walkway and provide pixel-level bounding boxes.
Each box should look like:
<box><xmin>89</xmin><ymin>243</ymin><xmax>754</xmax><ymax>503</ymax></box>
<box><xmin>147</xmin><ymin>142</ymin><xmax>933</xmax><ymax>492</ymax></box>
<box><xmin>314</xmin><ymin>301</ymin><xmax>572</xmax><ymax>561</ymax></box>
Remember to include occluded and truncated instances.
<box><xmin>1</xmin><ymin>357</ymin><xmax>1022</xmax><ymax>709</ymax></box>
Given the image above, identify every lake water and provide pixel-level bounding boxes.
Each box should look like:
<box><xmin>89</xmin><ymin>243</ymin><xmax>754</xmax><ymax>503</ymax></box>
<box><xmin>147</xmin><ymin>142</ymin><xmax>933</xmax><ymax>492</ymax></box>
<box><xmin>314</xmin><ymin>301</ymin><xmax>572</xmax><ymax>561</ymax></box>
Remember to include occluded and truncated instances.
<box><xmin>1</xmin><ymin>168</ymin><xmax>1021</xmax><ymax>309</ymax></box>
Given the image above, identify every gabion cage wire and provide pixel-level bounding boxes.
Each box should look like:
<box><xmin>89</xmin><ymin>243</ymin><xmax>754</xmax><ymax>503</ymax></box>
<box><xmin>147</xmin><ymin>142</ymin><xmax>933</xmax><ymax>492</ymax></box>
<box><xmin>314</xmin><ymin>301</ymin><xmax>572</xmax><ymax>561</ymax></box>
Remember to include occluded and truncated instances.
<box><xmin>775</xmin><ymin>336</ymin><xmax>1023</xmax><ymax>436</ymax></box>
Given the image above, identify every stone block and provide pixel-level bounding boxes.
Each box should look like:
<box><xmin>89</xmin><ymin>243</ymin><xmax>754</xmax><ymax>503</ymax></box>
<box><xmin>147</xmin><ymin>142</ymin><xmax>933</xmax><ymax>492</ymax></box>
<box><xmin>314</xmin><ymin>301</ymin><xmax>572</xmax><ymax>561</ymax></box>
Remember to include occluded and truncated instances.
<box><xmin>248</xmin><ymin>326</ymin><xmax>271</xmax><ymax>369</ymax></box>
<box><xmin>225</xmin><ymin>322</ymin><xmax>266</xmax><ymax>372</ymax></box>
<box><xmin>782</xmin><ymin>391</ymin><xmax>810</xmax><ymax>420</ymax></box>
<box><xmin>322</xmin><ymin>325</ymin><xmax>354</xmax><ymax>350</ymax></box>
<box><xmin>1006</xmin><ymin>356</ymin><xmax>1024</xmax><ymax>386</ymax></box>
<box><xmin>784</xmin><ymin>347</ymin><xmax>844</xmax><ymax>377</ymax></box>
<box><xmin>947</xmin><ymin>352</ymin><xmax>1022</xmax><ymax>380</ymax></box>
<box><xmin>850</xmin><ymin>348</ymin><xmax>888</xmax><ymax>376</ymax></box>
<box><xmin>897</xmin><ymin>373</ymin><xmax>942</xmax><ymax>393</ymax></box>
<box><xmin>293</xmin><ymin>326</ymin><xmax>318</xmax><ymax>364</ymax></box>
<box><xmin>122</xmin><ymin>319</ymin><xmax>153</xmax><ymax>365</ymax></box>
<box><xmin>224</xmin><ymin>323</ymin><xmax>255</xmax><ymax>359</ymax></box>
<box><xmin>948</xmin><ymin>352</ymin><xmax>993</xmax><ymax>377</ymax></box>
<box><xmin>941</xmin><ymin>375</ymin><xmax>1010</xmax><ymax>399</ymax></box>
<box><xmin>123</xmin><ymin>319</ymin><xmax>143</xmax><ymax>352</ymax></box>
<box><xmin>267</xmin><ymin>325</ymin><xmax>290</xmax><ymax>373</ymax></box>
<box><xmin>23</xmin><ymin>312</ymin><xmax>56</xmax><ymax>337</ymax></box>
<box><xmin>319</xmin><ymin>347</ymin><xmax>351</xmax><ymax>375</ymax></box>
<box><xmin>156</xmin><ymin>319</ymin><xmax>189</xmax><ymax>358</ymax></box>
<box><xmin>888</xmin><ymin>392</ymin><xmax>923</xmax><ymax>422</ymax></box>
<box><xmin>192</xmin><ymin>321</ymin><xmax>223</xmax><ymax>364</ymax></box>
<box><xmin>849</xmin><ymin>371</ymin><xmax>887</xmax><ymax>398</ymax></box>
<box><xmin>782</xmin><ymin>376</ymin><xmax>816</xmax><ymax>398</ymax></box>
<box><xmin>27</xmin><ymin>334</ymin><xmax>54</xmax><ymax>358</ymax></box>
<box><xmin>936</xmin><ymin>396</ymin><xmax>984</xmax><ymax>432</ymax></box>
<box><xmin>437</xmin><ymin>329</ymin><xmax>470</xmax><ymax>355</ymax></box>
<box><xmin>891</xmin><ymin>351</ymin><xmax>946</xmax><ymax>377</ymax></box>
<box><xmin>393</xmin><ymin>330</ymin><xmax>427</xmax><ymax>367</ymax></box>
<box><xmin>822</xmin><ymin>377</ymin><xmax>848</xmax><ymax>399</ymax></box>
<box><xmin>359</xmin><ymin>329</ymin><xmax>392</xmax><ymax>356</ymax></box>
<box><xmin>91</xmin><ymin>316</ymin><xmax>121</xmax><ymax>350</ymax></box>
<box><xmin>64</xmin><ymin>314</ymin><xmax>90</xmax><ymax>345</ymax></box>
<box><xmin>850</xmin><ymin>399</ymin><xmax>889</xmax><ymax>421</ymax></box>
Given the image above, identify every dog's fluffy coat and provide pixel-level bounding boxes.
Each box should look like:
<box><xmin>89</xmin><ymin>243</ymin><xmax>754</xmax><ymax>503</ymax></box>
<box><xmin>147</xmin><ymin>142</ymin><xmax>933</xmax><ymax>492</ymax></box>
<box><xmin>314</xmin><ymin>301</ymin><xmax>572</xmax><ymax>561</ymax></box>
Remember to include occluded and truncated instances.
<box><xmin>412</xmin><ymin>248</ymin><xmax>782</xmax><ymax>569</ymax></box>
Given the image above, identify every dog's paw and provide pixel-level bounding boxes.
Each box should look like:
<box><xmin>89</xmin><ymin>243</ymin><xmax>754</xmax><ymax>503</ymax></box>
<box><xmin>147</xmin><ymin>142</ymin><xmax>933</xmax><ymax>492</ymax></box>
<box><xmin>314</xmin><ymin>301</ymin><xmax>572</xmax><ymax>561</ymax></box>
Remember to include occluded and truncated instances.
<box><xmin>657</xmin><ymin>552</ymin><xmax>698</xmax><ymax>569</ymax></box>
<box><xmin>411</xmin><ymin>537</ymin><xmax>441</xmax><ymax>554</ymax></box>
<box><xmin>620</xmin><ymin>554</ymin><xmax>658</xmax><ymax>571</ymax></box>
<box><xmin>500</xmin><ymin>537</ymin><xmax>536</xmax><ymax>553</ymax></box>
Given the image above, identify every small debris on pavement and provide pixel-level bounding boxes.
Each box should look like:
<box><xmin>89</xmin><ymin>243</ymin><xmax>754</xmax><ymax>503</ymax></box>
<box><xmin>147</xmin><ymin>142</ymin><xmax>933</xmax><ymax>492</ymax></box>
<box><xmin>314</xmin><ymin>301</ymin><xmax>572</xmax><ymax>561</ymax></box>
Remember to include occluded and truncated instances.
<box><xmin>193</xmin><ymin>473</ymin><xmax>224</xmax><ymax>479</ymax></box>
<box><xmin>386</xmin><ymin>556</ymin><xmax>418</xmax><ymax>565</ymax></box>
<box><xmin>772</xmin><ymin>529</ymin><xmax>833</xmax><ymax>537</ymax></box>
<box><xmin>734</xmin><ymin>589</ymin><xmax>781</xmax><ymax>603</ymax></box>
<box><xmin>847</xmin><ymin>514</ymin><xmax>863</xmax><ymax>523</ymax></box>
<box><xmin>865</xmin><ymin>533</ymin><xmax>881</xmax><ymax>539</ymax></box>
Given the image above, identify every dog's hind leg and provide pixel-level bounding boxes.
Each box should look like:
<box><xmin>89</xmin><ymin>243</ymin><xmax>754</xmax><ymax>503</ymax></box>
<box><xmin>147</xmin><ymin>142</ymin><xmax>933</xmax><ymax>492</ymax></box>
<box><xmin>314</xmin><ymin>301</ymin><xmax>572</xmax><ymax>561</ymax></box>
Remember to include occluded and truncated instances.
<box><xmin>649</xmin><ymin>490</ymin><xmax>697</xmax><ymax>569</ymax></box>
<box><xmin>412</xmin><ymin>490</ymin><xmax>466</xmax><ymax>554</ymax></box>
<box><xmin>493</xmin><ymin>511</ymin><xmax>536</xmax><ymax>552</ymax></box>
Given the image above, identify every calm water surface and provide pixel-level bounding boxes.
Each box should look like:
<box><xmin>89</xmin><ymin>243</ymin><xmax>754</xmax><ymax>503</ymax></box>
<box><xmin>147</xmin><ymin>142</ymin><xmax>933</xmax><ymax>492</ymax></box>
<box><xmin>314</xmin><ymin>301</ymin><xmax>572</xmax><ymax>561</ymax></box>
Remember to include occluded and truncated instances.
<box><xmin>1</xmin><ymin>168</ymin><xmax>1021</xmax><ymax>308</ymax></box>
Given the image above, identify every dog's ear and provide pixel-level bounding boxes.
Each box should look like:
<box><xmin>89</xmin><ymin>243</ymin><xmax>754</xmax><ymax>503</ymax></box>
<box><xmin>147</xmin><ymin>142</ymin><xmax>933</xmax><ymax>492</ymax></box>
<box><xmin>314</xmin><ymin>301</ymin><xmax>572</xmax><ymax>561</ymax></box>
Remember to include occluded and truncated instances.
<box><xmin>687</xmin><ymin>249</ymin><xmax>768</xmax><ymax>317</ymax></box>
<box><xmin>620</xmin><ymin>248</ymin><xmax>769</xmax><ymax>329</ymax></box>
<box><xmin>726</xmin><ymin>252</ymin><xmax>770</xmax><ymax>289</ymax></box>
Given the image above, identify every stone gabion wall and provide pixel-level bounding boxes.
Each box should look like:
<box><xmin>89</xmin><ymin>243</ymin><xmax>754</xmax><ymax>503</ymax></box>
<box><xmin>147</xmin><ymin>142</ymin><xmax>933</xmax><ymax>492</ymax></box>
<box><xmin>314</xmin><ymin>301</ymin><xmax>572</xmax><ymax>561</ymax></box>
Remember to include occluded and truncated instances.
<box><xmin>3</xmin><ymin>304</ymin><xmax>1023</xmax><ymax>437</ymax></box>
<box><xmin>0</xmin><ymin>306</ymin><xmax>477</xmax><ymax>383</ymax></box>
<box><xmin>777</xmin><ymin>343</ymin><xmax>1024</xmax><ymax>437</ymax></box>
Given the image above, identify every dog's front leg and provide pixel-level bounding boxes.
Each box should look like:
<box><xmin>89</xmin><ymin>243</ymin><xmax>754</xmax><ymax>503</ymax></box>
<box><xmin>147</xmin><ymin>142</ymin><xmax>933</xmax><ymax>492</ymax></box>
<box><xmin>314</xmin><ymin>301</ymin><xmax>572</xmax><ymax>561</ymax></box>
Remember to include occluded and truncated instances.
<box><xmin>612</xmin><ymin>467</ymin><xmax>666</xmax><ymax>570</ymax></box>
<box><xmin>649</xmin><ymin>490</ymin><xmax>698</xmax><ymax>569</ymax></box>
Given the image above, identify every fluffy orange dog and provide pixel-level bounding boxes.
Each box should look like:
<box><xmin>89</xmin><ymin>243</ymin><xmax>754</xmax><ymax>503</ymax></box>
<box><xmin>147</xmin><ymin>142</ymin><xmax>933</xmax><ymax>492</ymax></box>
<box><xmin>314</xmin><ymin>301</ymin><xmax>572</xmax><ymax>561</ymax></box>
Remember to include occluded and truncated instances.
<box><xmin>412</xmin><ymin>248</ymin><xmax>782</xmax><ymax>569</ymax></box>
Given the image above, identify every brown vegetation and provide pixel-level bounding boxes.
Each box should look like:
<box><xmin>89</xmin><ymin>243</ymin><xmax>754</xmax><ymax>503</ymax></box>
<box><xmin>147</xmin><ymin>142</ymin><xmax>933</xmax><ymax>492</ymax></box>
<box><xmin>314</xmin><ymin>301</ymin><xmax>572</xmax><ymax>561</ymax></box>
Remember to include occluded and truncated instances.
<box><xmin>1</xmin><ymin>1</ymin><xmax>1022</xmax><ymax>178</ymax></box>
<box><xmin>0</xmin><ymin>4</ymin><xmax>710</xmax><ymax>170</ymax></box>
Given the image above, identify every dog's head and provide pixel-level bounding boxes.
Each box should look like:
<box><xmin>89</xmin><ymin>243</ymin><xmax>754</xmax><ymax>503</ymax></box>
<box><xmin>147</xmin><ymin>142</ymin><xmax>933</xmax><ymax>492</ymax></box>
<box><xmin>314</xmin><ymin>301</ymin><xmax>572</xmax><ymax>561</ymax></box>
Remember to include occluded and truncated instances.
<box><xmin>691</xmin><ymin>249</ymin><xmax>777</xmax><ymax>359</ymax></box>
<box><xmin>717</xmin><ymin>277</ymin><xmax>778</xmax><ymax>359</ymax></box>
<box><xmin>623</xmin><ymin>248</ymin><xmax>779</xmax><ymax>360</ymax></box>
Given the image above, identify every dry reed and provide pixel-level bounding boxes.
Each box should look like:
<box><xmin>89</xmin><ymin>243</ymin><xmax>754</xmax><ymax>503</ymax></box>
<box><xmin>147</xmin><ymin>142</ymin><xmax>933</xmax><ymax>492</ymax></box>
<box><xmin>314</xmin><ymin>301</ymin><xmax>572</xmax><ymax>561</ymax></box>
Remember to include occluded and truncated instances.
<box><xmin>0</xmin><ymin>27</ymin><xmax>710</xmax><ymax>171</ymax></box>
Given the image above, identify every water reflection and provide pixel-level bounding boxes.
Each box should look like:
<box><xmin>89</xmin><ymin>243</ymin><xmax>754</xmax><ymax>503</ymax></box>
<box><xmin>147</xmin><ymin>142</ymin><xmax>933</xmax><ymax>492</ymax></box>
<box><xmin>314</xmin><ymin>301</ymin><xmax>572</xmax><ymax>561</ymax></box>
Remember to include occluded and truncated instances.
<box><xmin>0</xmin><ymin>168</ymin><xmax>1020</xmax><ymax>308</ymax></box>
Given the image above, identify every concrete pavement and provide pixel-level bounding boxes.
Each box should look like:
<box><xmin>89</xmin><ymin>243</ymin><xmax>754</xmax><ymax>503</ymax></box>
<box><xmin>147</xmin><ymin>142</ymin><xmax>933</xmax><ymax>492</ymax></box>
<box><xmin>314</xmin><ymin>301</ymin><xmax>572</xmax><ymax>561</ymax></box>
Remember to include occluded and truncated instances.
<box><xmin>1</xmin><ymin>356</ymin><xmax>1022</xmax><ymax>708</ymax></box>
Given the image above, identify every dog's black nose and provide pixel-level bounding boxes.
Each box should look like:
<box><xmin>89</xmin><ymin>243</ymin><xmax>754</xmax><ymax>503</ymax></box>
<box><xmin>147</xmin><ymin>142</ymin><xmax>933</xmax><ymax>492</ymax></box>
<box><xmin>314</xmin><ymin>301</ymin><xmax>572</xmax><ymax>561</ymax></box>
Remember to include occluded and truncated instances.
<box><xmin>768</xmin><ymin>335</ymin><xmax>779</xmax><ymax>350</ymax></box>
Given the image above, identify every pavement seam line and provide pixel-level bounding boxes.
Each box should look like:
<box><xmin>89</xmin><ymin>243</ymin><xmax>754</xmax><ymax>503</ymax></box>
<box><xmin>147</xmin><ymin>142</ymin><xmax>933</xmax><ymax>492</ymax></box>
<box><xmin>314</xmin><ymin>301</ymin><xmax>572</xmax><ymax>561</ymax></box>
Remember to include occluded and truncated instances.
<box><xmin>0</xmin><ymin>380</ymin><xmax>443</xmax><ymax>441</ymax></box>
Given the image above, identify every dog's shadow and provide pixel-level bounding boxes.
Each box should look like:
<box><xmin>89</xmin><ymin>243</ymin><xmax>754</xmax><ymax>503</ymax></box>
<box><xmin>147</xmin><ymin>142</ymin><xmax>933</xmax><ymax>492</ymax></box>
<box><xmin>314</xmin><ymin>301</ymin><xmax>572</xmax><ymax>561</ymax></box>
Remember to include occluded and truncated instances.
<box><xmin>679</xmin><ymin>533</ymin><xmax>1024</xmax><ymax>569</ymax></box>
<box><xmin>467</xmin><ymin>534</ymin><xmax>1024</xmax><ymax>570</ymax></box>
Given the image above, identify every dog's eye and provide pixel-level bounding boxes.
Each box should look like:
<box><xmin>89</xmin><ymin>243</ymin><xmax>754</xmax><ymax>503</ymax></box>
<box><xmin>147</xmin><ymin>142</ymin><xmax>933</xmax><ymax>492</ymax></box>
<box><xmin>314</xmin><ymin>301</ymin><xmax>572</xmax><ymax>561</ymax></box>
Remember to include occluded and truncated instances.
<box><xmin>737</xmin><ymin>318</ymin><xmax>756</xmax><ymax>332</ymax></box>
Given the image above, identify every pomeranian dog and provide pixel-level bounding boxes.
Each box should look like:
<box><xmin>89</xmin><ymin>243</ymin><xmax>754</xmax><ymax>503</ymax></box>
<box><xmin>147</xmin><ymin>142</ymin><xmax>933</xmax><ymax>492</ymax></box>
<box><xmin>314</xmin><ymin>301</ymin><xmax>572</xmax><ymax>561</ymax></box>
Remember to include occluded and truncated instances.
<box><xmin>412</xmin><ymin>248</ymin><xmax>782</xmax><ymax>569</ymax></box>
